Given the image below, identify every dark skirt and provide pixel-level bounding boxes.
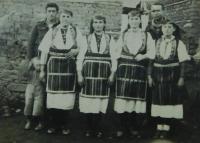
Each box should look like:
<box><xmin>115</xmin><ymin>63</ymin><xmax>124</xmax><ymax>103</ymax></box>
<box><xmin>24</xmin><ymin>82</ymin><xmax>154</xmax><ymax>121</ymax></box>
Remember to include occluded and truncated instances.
<box><xmin>115</xmin><ymin>57</ymin><xmax>147</xmax><ymax>100</ymax></box>
<box><xmin>152</xmin><ymin>64</ymin><xmax>183</xmax><ymax>105</ymax></box>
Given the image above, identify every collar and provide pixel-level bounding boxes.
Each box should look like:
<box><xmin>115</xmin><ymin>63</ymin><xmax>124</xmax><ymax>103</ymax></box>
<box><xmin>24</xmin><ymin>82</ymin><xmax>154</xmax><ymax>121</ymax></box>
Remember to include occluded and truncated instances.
<box><xmin>162</xmin><ymin>35</ymin><xmax>175</xmax><ymax>41</ymax></box>
<box><xmin>43</xmin><ymin>18</ymin><xmax>59</xmax><ymax>28</ymax></box>
<box><xmin>57</xmin><ymin>24</ymin><xmax>72</xmax><ymax>30</ymax></box>
<box><xmin>128</xmin><ymin>28</ymin><xmax>141</xmax><ymax>33</ymax></box>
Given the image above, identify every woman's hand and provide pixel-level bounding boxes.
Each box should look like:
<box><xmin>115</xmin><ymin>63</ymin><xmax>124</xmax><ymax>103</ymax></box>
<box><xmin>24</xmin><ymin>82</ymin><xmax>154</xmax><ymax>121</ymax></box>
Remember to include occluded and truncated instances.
<box><xmin>135</xmin><ymin>54</ymin><xmax>146</xmax><ymax>61</ymax></box>
<box><xmin>39</xmin><ymin>70</ymin><xmax>45</xmax><ymax>82</ymax></box>
<box><xmin>108</xmin><ymin>72</ymin><xmax>115</xmax><ymax>86</ymax></box>
<box><xmin>177</xmin><ymin>77</ymin><xmax>184</xmax><ymax>87</ymax></box>
<box><xmin>77</xmin><ymin>72</ymin><xmax>84</xmax><ymax>87</ymax></box>
<box><xmin>148</xmin><ymin>75</ymin><xmax>154</xmax><ymax>87</ymax></box>
<box><xmin>65</xmin><ymin>49</ymin><xmax>79</xmax><ymax>59</ymax></box>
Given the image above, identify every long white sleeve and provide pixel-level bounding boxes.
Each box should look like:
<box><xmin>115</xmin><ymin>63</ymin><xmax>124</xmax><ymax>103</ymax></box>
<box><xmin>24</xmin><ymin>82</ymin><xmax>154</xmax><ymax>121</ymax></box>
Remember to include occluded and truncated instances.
<box><xmin>110</xmin><ymin>37</ymin><xmax>119</xmax><ymax>72</ymax></box>
<box><xmin>76</xmin><ymin>27</ymin><xmax>86</xmax><ymax>51</ymax></box>
<box><xmin>38</xmin><ymin>29</ymin><xmax>53</xmax><ymax>65</ymax></box>
<box><xmin>145</xmin><ymin>32</ymin><xmax>156</xmax><ymax>60</ymax></box>
<box><xmin>115</xmin><ymin>34</ymin><xmax>123</xmax><ymax>58</ymax></box>
<box><xmin>178</xmin><ymin>40</ymin><xmax>191</xmax><ymax>62</ymax></box>
<box><xmin>76</xmin><ymin>35</ymin><xmax>88</xmax><ymax>72</ymax></box>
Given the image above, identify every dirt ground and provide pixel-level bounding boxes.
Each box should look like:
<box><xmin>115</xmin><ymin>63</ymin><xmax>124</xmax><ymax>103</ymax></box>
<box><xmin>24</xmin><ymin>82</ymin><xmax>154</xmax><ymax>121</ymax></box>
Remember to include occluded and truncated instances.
<box><xmin>0</xmin><ymin>102</ymin><xmax>200</xmax><ymax>143</ymax></box>
<box><xmin>1</xmin><ymin>79</ymin><xmax>200</xmax><ymax>143</ymax></box>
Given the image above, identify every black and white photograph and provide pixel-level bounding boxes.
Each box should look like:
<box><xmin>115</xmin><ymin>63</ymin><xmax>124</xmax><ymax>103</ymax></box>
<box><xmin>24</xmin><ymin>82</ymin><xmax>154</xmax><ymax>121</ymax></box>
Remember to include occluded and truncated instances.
<box><xmin>0</xmin><ymin>0</ymin><xmax>200</xmax><ymax>143</ymax></box>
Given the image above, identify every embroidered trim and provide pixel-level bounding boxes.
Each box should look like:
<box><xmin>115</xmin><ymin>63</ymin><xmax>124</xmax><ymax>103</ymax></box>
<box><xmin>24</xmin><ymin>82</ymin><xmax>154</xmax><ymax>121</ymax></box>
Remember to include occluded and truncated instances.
<box><xmin>87</xmin><ymin>33</ymin><xmax>111</xmax><ymax>54</ymax></box>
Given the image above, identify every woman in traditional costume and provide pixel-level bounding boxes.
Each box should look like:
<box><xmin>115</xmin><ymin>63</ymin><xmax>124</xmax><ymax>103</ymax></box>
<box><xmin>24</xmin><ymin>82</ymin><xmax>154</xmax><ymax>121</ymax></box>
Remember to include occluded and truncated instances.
<box><xmin>114</xmin><ymin>9</ymin><xmax>155</xmax><ymax>138</ymax></box>
<box><xmin>148</xmin><ymin>20</ymin><xmax>190</xmax><ymax>138</ymax></box>
<box><xmin>39</xmin><ymin>9</ymin><xmax>85</xmax><ymax>135</ymax></box>
<box><xmin>76</xmin><ymin>15</ymin><xmax>117</xmax><ymax>137</ymax></box>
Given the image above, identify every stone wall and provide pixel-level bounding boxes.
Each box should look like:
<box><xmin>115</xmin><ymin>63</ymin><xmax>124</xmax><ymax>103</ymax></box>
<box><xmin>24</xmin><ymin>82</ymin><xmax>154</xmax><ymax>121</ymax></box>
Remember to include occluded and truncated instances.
<box><xmin>161</xmin><ymin>0</ymin><xmax>200</xmax><ymax>53</ymax></box>
<box><xmin>160</xmin><ymin>0</ymin><xmax>200</xmax><ymax>80</ymax></box>
<box><xmin>0</xmin><ymin>0</ymin><xmax>122</xmax><ymax>115</ymax></box>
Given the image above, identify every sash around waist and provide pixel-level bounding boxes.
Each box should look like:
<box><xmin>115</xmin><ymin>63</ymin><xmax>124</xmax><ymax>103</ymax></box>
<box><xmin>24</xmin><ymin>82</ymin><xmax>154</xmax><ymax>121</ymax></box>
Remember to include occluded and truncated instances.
<box><xmin>84</xmin><ymin>56</ymin><xmax>111</xmax><ymax>61</ymax></box>
<box><xmin>154</xmin><ymin>62</ymin><xmax>179</xmax><ymax>67</ymax></box>
<box><xmin>118</xmin><ymin>55</ymin><xmax>148</xmax><ymax>66</ymax></box>
<box><xmin>49</xmin><ymin>47</ymin><xmax>76</xmax><ymax>58</ymax></box>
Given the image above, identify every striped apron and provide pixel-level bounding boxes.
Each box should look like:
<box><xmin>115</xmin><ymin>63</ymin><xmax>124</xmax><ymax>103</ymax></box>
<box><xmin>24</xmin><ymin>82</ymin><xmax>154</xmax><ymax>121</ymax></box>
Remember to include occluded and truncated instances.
<box><xmin>115</xmin><ymin>55</ymin><xmax>147</xmax><ymax>100</ymax></box>
<box><xmin>46</xmin><ymin>48</ymin><xmax>76</xmax><ymax>94</ymax></box>
<box><xmin>81</xmin><ymin>53</ymin><xmax>111</xmax><ymax>98</ymax></box>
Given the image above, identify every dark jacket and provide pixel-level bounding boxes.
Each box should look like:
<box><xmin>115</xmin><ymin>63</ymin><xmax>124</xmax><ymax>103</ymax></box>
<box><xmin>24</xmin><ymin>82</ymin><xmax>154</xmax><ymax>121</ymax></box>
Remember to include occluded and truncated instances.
<box><xmin>145</xmin><ymin>22</ymin><xmax>162</xmax><ymax>41</ymax></box>
<box><xmin>27</xmin><ymin>20</ymin><xmax>59</xmax><ymax>60</ymax></box>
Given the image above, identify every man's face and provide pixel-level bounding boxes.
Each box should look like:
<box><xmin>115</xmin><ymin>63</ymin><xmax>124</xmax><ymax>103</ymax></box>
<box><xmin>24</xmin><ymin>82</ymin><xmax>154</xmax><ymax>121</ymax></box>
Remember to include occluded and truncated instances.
<box><xmin>151</xmin><ymin>5</ymin><xmax>163</xmax><ymax>19</ymax></box>
<box><xmin>46</xmin><ymin>7</ymin><xmax>58</xmax><ymax>21</ymax></box>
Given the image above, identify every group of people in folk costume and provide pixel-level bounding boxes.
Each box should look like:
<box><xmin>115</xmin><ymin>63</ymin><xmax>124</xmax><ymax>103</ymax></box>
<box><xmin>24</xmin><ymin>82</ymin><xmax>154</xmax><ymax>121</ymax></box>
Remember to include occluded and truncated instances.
<box><xmin>24</xmin><ymin>2</ymin><xmax>191</xmax><ymax>139</ymax></box>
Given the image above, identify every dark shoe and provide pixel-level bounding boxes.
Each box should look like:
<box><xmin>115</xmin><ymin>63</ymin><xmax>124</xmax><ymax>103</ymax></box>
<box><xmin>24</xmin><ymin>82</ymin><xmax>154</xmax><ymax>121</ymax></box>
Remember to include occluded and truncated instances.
<box><xmin>160</xmin><ymin>131</ymin><xmax>168</xmax><ymax>139</ymax></box>
<box><xmin>96</xmin><ymin>131</ymin><xmax>103</xmax><ymax>138</ymax></box>
<box><xmin>47</xmin><ymin>128</ymin><xmax>56</xmax><ymax>134</ymax></box>
<box><xmin>116</xmin><ymin>130</ymin><xmax>123</xmax><ymax>138</ymax></box>
<box><xmin>130</xmin><ymin>130</ymin><xmax>142</xmax><ymax>139</ymax></box>
<box><xmin>153</xmin><ymin>131</ymin><xmax>161</xmax><ymax>139</ymax></box>
<box><xmin>24</xmin><ymin>121</ymin><xmax>31</xmax><ymax>130</ymax></box>
<box><xmin>130</xmin><ymin>130</ymin><xmax>138</xmax><ymax>136</ymax></box>
<box><xmin>2</xmin><ymin>106</ymin><xmax>11</xmax><ymax>117</ymax></box>
<box><xmin>136</xmin><ymin>133</ymin><xmax>142</xmax><ymax>139</ymax></box>
<box><xmin>85</xmin><ymin>130</ymin><xmax>91</xmax><ymax>137</ymax></box>
<box><xmin>62</xmin><ymin>129</ymin><xmax>71</xmax><ymax>135</ymax></box>
<box><xmin>34</xmin><ymin>123</ymin><xmax>43</xmax><ymax>131</ymax></box>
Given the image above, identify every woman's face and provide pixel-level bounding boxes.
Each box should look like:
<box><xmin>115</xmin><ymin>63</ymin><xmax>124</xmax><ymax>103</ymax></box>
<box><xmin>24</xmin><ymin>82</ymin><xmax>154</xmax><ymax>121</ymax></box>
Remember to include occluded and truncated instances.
<box><xmin>128</xmin><ymin>15</ymin><xmax>141</xmax><ymax>29</ymax></box>
<box><xmin>162</xmin><ymin>23</ymin><xmax>175</xmax><ymax>37</ymax></box>
<box><xmin>60</xmin><ymin>13</ymin><xmax>72</xmax><ymax>26</ymax></box>
<box><xmin>92</xmin><ymin>18</ymin><xmax>105</xmax><ymax>33</ymax></box>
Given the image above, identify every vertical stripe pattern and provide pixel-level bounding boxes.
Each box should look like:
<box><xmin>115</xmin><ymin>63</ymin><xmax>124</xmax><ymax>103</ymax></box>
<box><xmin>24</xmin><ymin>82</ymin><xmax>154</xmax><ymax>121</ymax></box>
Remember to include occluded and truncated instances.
<box><xmin>47</xmin><ymin>52</ymin><xmax>76</xmax><ymax>94</ymax></box>
<box><xmin>81</xmin><ymin>54</ymin><xmax>111</xmax><ymax>98</ymax></box>
<box><xmin>115</xmin><ymin>58</ymin><xmax>147</xmax><ymax>100</ymax></box>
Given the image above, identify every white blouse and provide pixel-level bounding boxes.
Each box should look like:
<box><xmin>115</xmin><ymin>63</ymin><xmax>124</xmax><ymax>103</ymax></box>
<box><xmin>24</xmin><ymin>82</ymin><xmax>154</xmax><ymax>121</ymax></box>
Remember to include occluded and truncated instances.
<box><xmin>116</xmin><ymin>29</ymin><xmax>156</xmax><ymax>60</ymax></box>
<box><xmin>38</xmin><ymin>24</ymin><xmax>86</xmax><ymax>64</ymax></box>
<box><xmin>157</xmin><ymin>36</ymin><xmax>191</xmax><ymax>62</ymax></box>
<box><xmin>76</xmin><ymin>33</ymin><xmax>118</xmax><ymax>72</ymax></box>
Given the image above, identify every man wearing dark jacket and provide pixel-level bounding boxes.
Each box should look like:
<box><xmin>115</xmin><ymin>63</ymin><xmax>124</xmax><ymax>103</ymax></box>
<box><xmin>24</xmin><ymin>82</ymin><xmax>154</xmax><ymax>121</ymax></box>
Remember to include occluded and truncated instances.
<box><xmin>26</xmin><ymin>3</ymin><xmax>59</xmax><ymax>130</ymax></box>
<box><xmin>27</xmin><ymin>2</ymin><xmax>59</xmax><ymax>60</ymax></box>
<box><xmin>145</xmin><ymin>2</ymin><xmax>166</xmax><ymax>40</ymax></box>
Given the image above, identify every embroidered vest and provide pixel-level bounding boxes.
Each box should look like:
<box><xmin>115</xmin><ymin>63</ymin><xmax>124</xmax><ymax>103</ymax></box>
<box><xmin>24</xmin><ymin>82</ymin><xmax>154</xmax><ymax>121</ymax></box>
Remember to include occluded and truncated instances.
<box><xmin>155</xmin><ymin>38</ymin><xmax>179</xmax><ymax>64</ymax></box>
<box><xmin>51</xmin><ymin>24</ymin><xmax>77</xmax><ymax>49</ymax></box>
<box><xmin>86</xmin><ymin>33</ymin><xmax>111</xmax><ymax>56</ymax></box>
